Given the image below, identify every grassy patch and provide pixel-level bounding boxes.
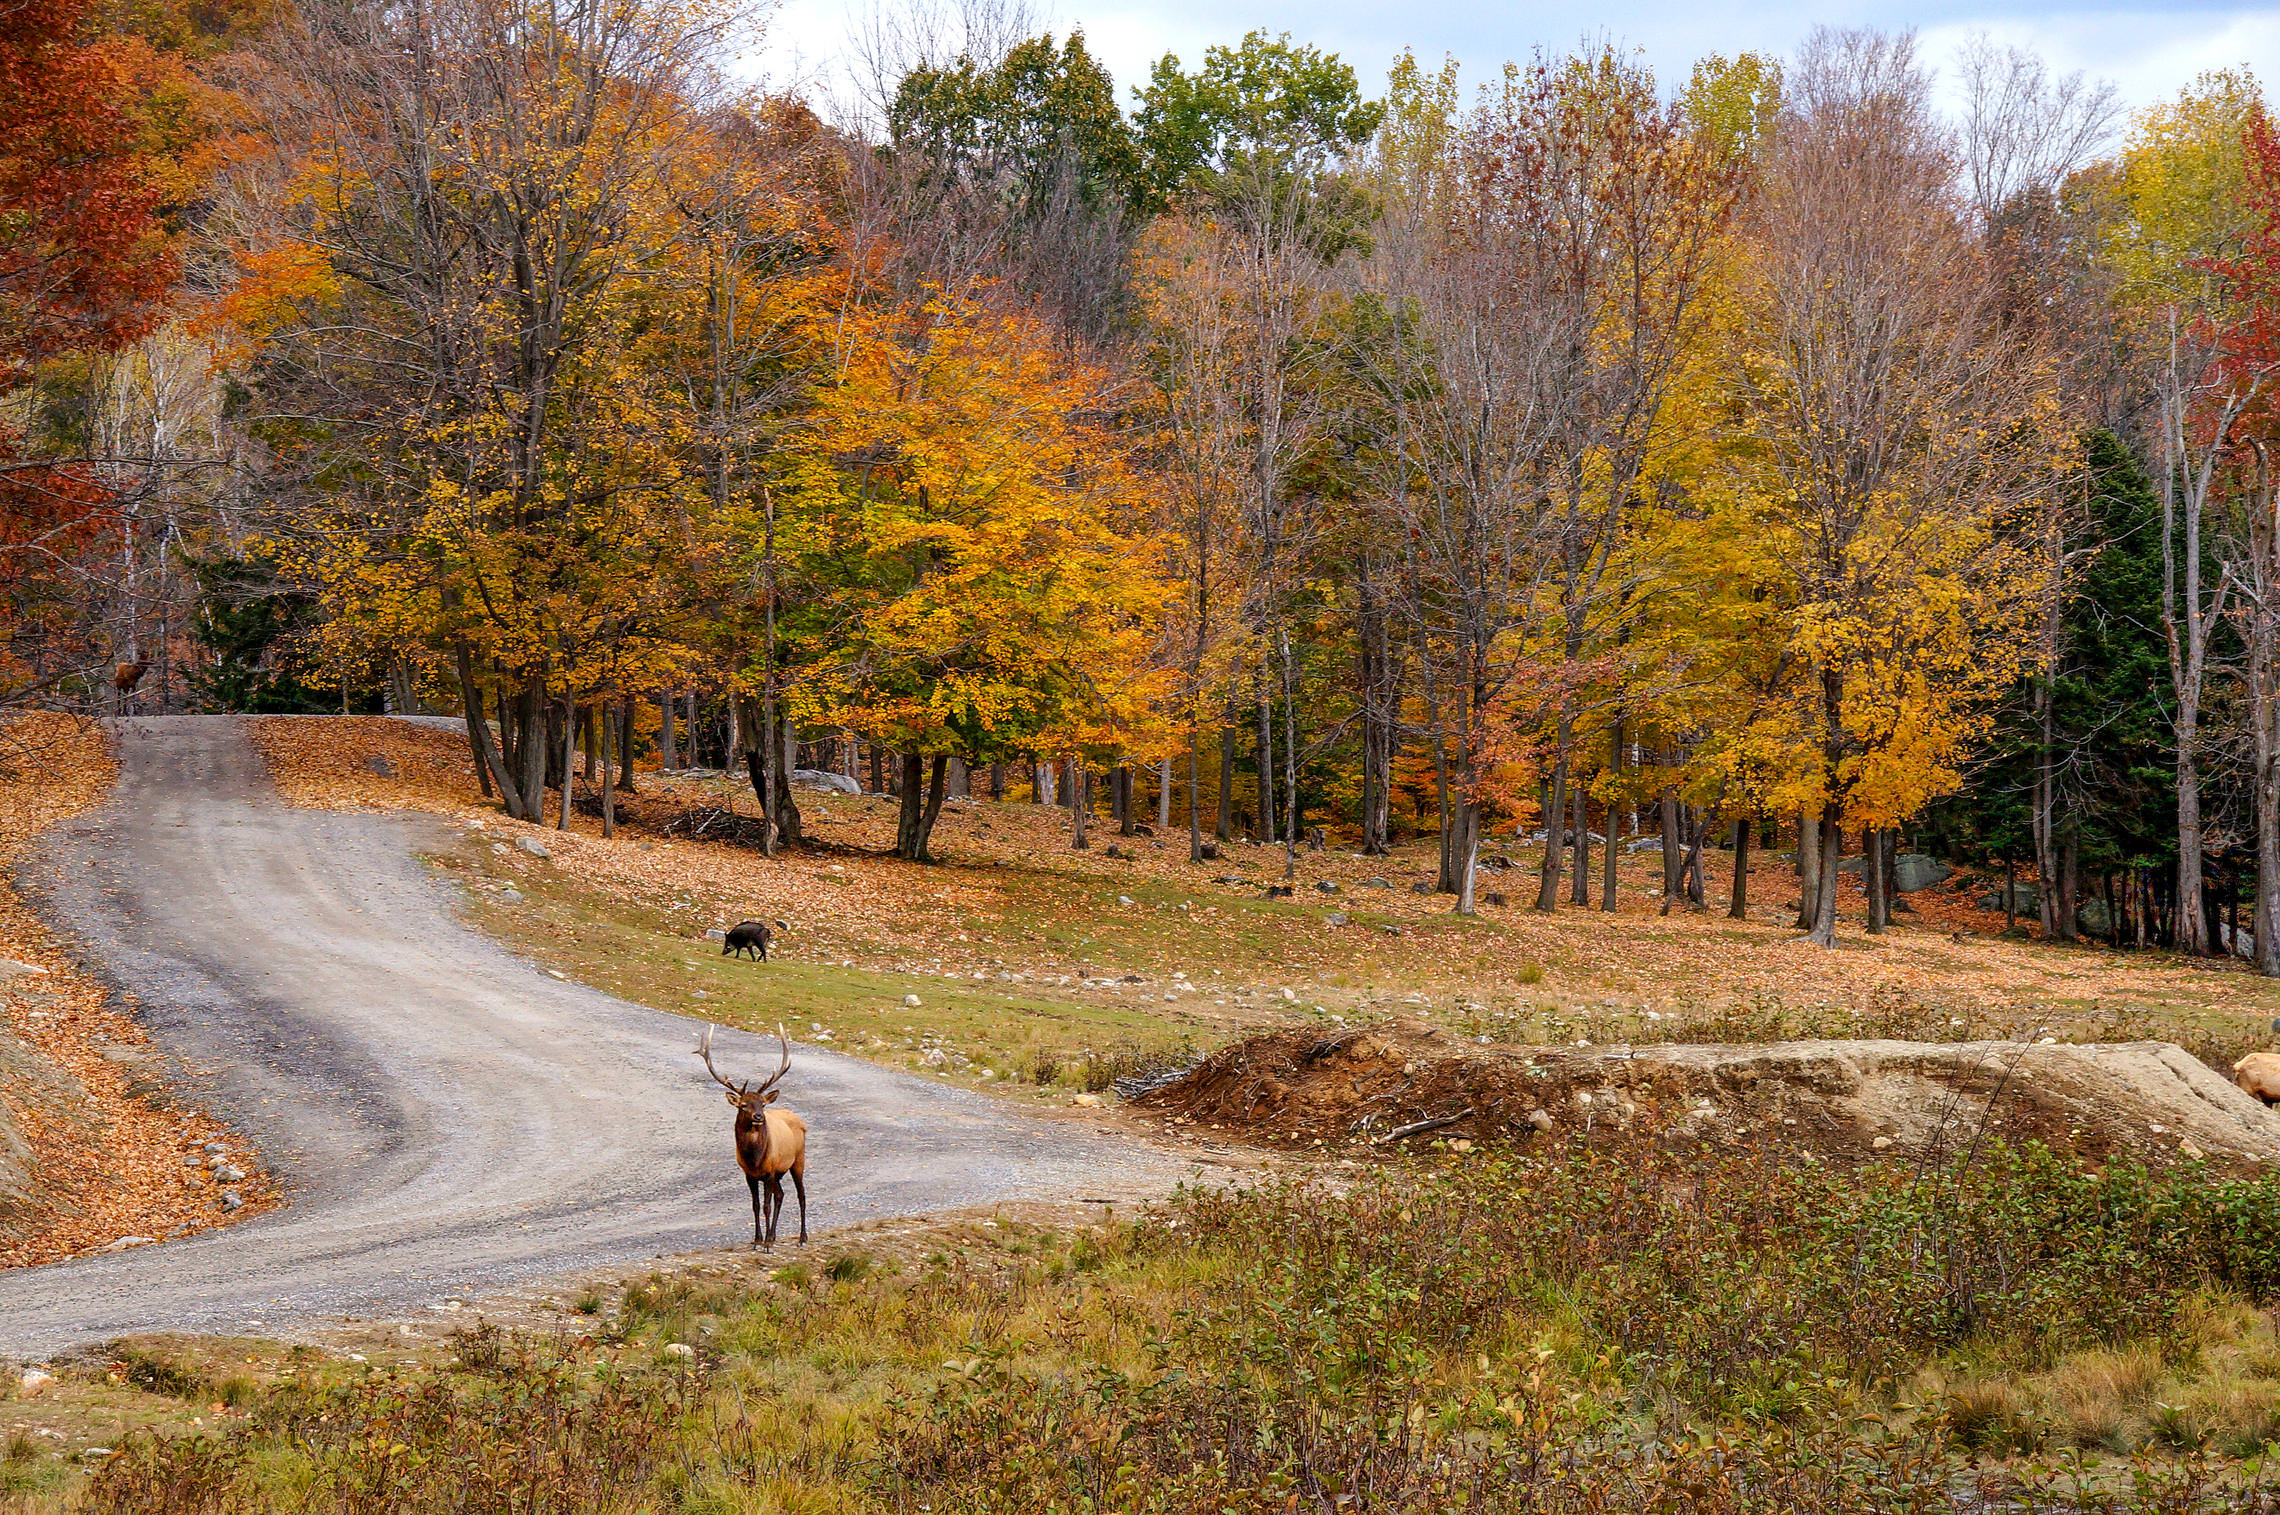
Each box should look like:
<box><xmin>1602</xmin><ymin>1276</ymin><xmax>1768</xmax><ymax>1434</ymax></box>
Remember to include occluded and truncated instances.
<box><xmin>55</xmin><ymin>1139</ymin><xmax>2280</xmax><ymax>1513</ymax></box>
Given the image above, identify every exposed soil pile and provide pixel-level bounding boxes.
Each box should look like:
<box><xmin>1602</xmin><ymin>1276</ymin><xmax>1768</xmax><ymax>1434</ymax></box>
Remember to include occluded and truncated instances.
<box><xmin>1145</xmin><ymin>1018</ymin><xmax>2280</xmax><ymax>1171</ymax></box>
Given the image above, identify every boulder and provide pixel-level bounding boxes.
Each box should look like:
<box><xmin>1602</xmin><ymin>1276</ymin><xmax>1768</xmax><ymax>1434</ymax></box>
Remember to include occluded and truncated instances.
<box><xmin>515</xmin><ymin>835</ymin><xmax>551</xmax><ymax>859</ymax></box>
<box><xmin>2076</xmin><ymin>897</ymin><xmax>2114</xmax><ymax>937</ymax></box>
<box><xmin>792</xmin><ymin>768</ymin><xmax>860</xmax><ymax>795</ymax></box>
<box><xmin>1894</xmin><ymin>854</ymin><xmax>1950</xmax><ymax>893</ymax></box>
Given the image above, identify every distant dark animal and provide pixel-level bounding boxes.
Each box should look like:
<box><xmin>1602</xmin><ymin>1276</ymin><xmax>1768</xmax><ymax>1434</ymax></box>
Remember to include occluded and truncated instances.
<box><xmin>699</xmin><ymin>1024</ymin><xmax>808</xmax><ymax>1247</ymax></box>
<box><xmin>1483</xmin><ymin>892</ymin><xmax>1507</xmax><ymax>908</ymax></box>
<box><xmin>1266</xmin><ymin>884</ymin><xmax>1294</xmax><ymax>899</ymax></box>
<box><xmin>112</xmin><ymin>659</ymin><xmax>149</xmax><ymax>713</ymax></box>
<box><xmin>722</xmin><ymin>918</ymin><xmax>789</xmax><ymax>961</ymax></box>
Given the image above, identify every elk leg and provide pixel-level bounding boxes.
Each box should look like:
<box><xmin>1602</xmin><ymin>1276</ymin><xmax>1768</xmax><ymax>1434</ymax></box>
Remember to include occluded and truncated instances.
<box><xmin>791</xmin><ymin>1167</ymin><xmax>807</xmax><ymax>1244</ymax></box>
<box><xmin>764</xmin><ymin>1176</ymin><xmax>784</xmax><ymax>1247</ymax></box>
<box><xmin>747</xmin><ymin>1173</ymin><xmax>763</xmax><ymax>1246</ymax></box>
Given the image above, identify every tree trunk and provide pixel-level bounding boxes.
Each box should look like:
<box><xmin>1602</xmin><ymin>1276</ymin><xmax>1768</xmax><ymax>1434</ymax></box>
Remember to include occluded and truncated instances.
<box><xmin>1113</xmin><ymin>763</ymin><xmax>1133</xmax><ymax>835</ymax></box>
<box><xmin>660</xmin><ymin>691</ymin><xmax>677</xmax><ymax>770</ymax></box>
<box><xmin>514</xmin><ymin>673</ymin><xmax>547</xmax><ymax>822</ymax></box>
<box><xmin>1600</xmin><ymin>720</ymin><xmax>1622</xmax><ymax>912</ymax></box>
<box><xmin>1728</xmin><ymin>816</ymin><xmax>1750</xmax><ymax>919</ymax></box>
<box><xmin>990</xmin><ymin>762</ymin><xmax>1006</xmax><ymax>801</ymax></box>
<box><xmin>617</xmin><ymin>700</ymin><xmax>636</xmax><ymax>791</ymax></box>
<box><xmin>1452</xmin><ymin>797</ymin><xmax>1481</xmax><ymax>916</ymax></box>
<box><xmin>1255</xmin><ymin>680</ymin><xmax>1276</xmax><ymax>844</ymax></box>
<box><xmin>1864</xmin><ymin>828</ymin><xmax>1886</xmax><ymax>933</ymax></box>
<box><xmin>895</xmin><ymin>752</ymin><xmax>949</xmax><ymax>861</ymax></box>
<box><xmin>1569</xmin><ymin>780</ymin><xmax>1590</xmax><ymax>907</ymax></box>
<box><xmin>1159</xmin><ymin>756</ymin><xmax>1174</xmax><ymax>829</ymax></box>
<box><xmin>1215</xmin><ymin>721</ymin><xmax>1236</xmax><ymax>840</ymax></box>
<box><xmin>580</xmin><ymin>704</ymin><xmax>597</xmax><ymax>781</ymax></box>
<box><xmin>1807</xmin><ymin>802</ymin><xmax>1843</xmax><ymax>948</ymax></box>
<box><xmin>600</xmin><ymin>696</ymin><xmax>616</xmax><ymax>839</ymax></box>
<box><xmin>1659</xmin><ymin>785</ymin><xmax>1682</xmax><ymax>912</ymax></box>
<box><xmin>1071</xmin><ymin>763</ymin><xmax>1090</xmax><ymax>849</ymax></box>
<box><xmin>556</xmin><ymin>697</ymin><xmax>574</xmax><ymax>831</ymax></box>
<box><xmin>1795</xmin><ymin>811</ymin><xmax>1820</xmax><ymax>931</ymax></box>
<box><xmin>1682</xmin><ymin>808</ymin><xmax>1708</xmax><ymax>908</ymax></box>
<box><xmin>2260</xmin><ymin>677</ymin><xmax>2280</xmax><ymax>974</ymax></box>
<box><xmin>455</xmin><ymin>644</ymin><xmax>514</xmax><ymax>812</ymax></box>
<box><xmin>868</xmin><ymin>744</ymin><xmax>884</xmax><ymax>796</ymax></box>
<box><xmin>2005</xmin><ymin>857</ymin><xmax>2018</xmax><ymax>932</ymax></box>
<box><xmin>1535</xmin><ymin>740</ymin><xmax>1570</xmax><ymax>912</ymax></box>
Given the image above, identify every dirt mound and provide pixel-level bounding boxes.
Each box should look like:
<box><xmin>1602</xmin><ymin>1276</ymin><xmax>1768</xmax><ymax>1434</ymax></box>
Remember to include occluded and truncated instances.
<box><xmin>1144</xmin><ymin>1019</ymin><xmax>2280</xmax><ymax>1171</ymax></box>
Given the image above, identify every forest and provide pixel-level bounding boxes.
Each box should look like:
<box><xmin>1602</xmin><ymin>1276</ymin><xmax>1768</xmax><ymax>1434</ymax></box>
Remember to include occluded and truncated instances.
<box><xmin>3</xmin><ymin>0</ymin><xmax>2276</xmax><ymax>954</ymax></box>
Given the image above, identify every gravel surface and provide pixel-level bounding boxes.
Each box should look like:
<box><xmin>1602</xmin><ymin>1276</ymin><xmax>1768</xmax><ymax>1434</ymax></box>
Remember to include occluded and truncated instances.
<box><xmin>0</xmin><ymin>716</ymin><xmax>1152</xmax><ymax>1357</ymax></box>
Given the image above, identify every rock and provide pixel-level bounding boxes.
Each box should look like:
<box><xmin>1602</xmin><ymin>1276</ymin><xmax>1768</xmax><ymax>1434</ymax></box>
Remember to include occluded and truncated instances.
<box><xmin>1410</xmin><ymin>882</ymin><xmax>1435</xmax><ymax>894</ymax></box>
<box><xmin>1625</xmin><ymin>837</ymin><xmax>1661</xmax><ymax>853</ymax></box>
<box><xmin>1132</xmin><ymin>824</ymin><xmax>1154</xmax><ymax>837</ymax></box>
<box><xmin>220</xmin><ymin>1190</ymin><xmax>243</xmax><ymax>1211</ymax></box>
<box><xmin>498</xmin><ymin>888</ymin><xmax>523</xmax><ymax>903</ymax></box>
<box><xmin>1324</xmin><ymin>913</ymin><xmax>1347</xmax><ymax>927</ymax></box>
<box><xmin>204</xmin><ymin>1142</ymin><xmax>226</xmax><ymax>1155</ymax></box>
<box><xmin>363</xmin><ymin>753</ymin><xmax>397</xmax><ymax>778</ymax></box>
<box><xmin>1313</xmin><ymin>880</ymin><xmax>1339</xmax><ymax>894</ymax></box>
<box><xmin>792</xmin><ymin>768</ymin><xmax>861</xmax><ymax>794</ymax></box>
<box><xmin>1483</xmin><ymin>892</ymin><xmax>1507</xmax><ymax>908</ymax></box>
<box><xmin>217</xmin><ymin>1165</ymin><xmax>246</xmax><ymax>1182</ymax></box>
<box><xmin>1871</xmin><ymin>1135</ymin><xmax>1894</xmax><ymax>1151</ymax></box>
<box><xmin>1104</xmin><ymin>844</ymin><xmax>1122</xmax><ymax>858</ymax></box>
<box><xmin>98</xmin><ymin>1045</ymin><xmax>149</xmax><ymax>1064</ymax></box>
<box><xmin>2181</xmin><ymin>1138</ymin><xmax>2206</xmax><ymax>1159</ymax></box>
<box><xmin>515</xmin><ymin>836</ymin><xmax>551</xmax><ymax>858</ymax></box>
<box><xmin>704</xmin><ymin>927</ymin><xmax>727</xmax><ymax>940</ymax></box>
<box><xmin>18</xmin><ymin>1368</ymin><xmax>52</xmax><ymax>1393</ymax></box>
<box><xmin>1304</xmin><ymin>826</ymin><xmax>1326</xmax><ymax>850</ymax></box>
<box><xmin>0</xmin><ymin>958</ymin><xmax>49</xmax><ymax>980</ymax></box>
<box><xmin>903</xmin><ymin>993</ymin><xmax>922</xmax><ymax>1007</ymax></box>
<box><xmin>1280</xmin><ymin>988</ymin><xmax>1297</xmax><ymax>1002</ymax></box>
<box><xmin>1116</xmin><ymin>895</ymin><xmax>1133</xmax><ymax>906</ymax></box>
<box><xmin>1071</xmin><ymin>1092</ymin><xmax>1102</xmax><ymax>1107</ymax></box>
<box><xmin>101</xmin><ymin>1236</ymin><xmax>154</xmax><ymax>1252</ymax></box>
<box><xmin>1449</xmin><ymin>1138</ymin><xmax>1474</xmax><ymax>1153</ymax></box>
<box><xmin>182</xmin><ymin>1153</ymin><xmax>202</xmax><ymax>1167</ymax></box>
<box><xmin>1358</xmin><ymin>876</ymin><xmax>1392</xmax><ymax>888</ymax></box>
<box><xmin>2076</xmin><ymin>897</ymin><xmax>2114</xmax><ymax>937</ymax></box>
<box><xmin>1526</xmin><ymin>1109</ymin><xmax>1555</xmax><ymax>1132</ymax></box>
<box><xmin>1199</xmin><ymin>841</ymin><xmax>1221</xmax><ymax>860</ymax></box>
<box><xmin>1380</xmin><ymin>925</ymin><xmax>1402</xmax><ymax>937</ymax></box>
<box><xmin>1894</xmin><ymin>854</ymin><xmax>1950</xmax><ymax>893</ymax></box>
<box><xmin>919</xmin><ymin>1048</ymin><xmax>948</xmax><ymax>1068</ymax></box>
<box><xmin>663</xmin><ymin>1343</ymin><xmax>697</xmax><ymax>1359</ymax></box>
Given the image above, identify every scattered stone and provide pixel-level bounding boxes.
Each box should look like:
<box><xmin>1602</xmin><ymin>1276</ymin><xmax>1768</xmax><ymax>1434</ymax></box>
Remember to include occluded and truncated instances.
<box><xmin>902</xmin><ymin>993</ymin><xmax>923</xmax><ymax>1007</ymax></box>
<box><xmin>1872</xmin><ymin>1136</ymin><xmax>1894</xmax><ymax>1150</ymax></box>
<box><xmin>1526</xmin><ymin>1109</ymin><xmax>1555</xmax><ymax>1133</ymax></box>
<box><xmin>1279</xmin><ymin>988</ymin><xmax>1297</xmax><ymax>1002</ymax></box>
<box><xmin>1358</xmin><ymin>876</ymin><xmax>1392</xmax><ymax>888</ymax></box>
<box><xmin>1116</xmin><ymin>895</ymin><xmax>1134</xmax><ymax>906</ymax></box>
<box><xmin>1132</xmin><ymin>824</ymin><xmax>1154</xmax><ymax>837</ymax></box>
<box><xmin>217</xmin><ymin>1165</ymin><xmax>246</xmax><ymax>1182</ymax></box>
<box><xmin>2181</xmin><ymin>1138</ymin><xmax>2206</xmax><ymax>1159</ymax></box>
<box><xmin>1409</xmin><ymin>881</ymin><xmax>1435</xmax><ymax>894</ymax></box>
<box><xmin>204</xmin><ymin>1142</ymin><xmax>226</xmax><ymax>1155</ymax></box>
<box><xmin>220</xmin><ymin>1191</ymin><xmax>243</xmax><ymax>1211</ymax></box>
<box><xmin>101</xmin><ymin>1236</ymin><xmax>155</xmax><ymax>1252</ymax></box>
<box><xmin>1324</xmin><ymin>913</ymin><xmax>1348</xmax><ymax>927</ymax></box>
<box><xmin>546</xmin><ymin>970</ymin><xmax>568</xmax><ymax>981</ymax></box>
<box><xmin>1072</xmin><ymin>1092</ymin><xmax>1102</xmax><ymax>1107</ymax></box>
<box><xmin>1483</xmin><ymin>892</ymin><xmax>1507</xmax><ymax>908</ymax></box>
<box><xmin>1199</xmin><ymin>841</ymin><xmax>1221</xmax><ymax>860</ymax></box>
<box><xmin>515</xmin><ymin>836</ymin><xmax>551</xmax><ymax>858</ymax></box>
<box><xmin>98</xmin><ymin>1045</ymin><xmax>150</xmax><ymax>1064</ymax></box>
<box><xmin>1380</xmin><ymin>925</ymin><xmax>1402</xmax><ymax>937</ymax></box>
<box><xmin>1104</xmin><ymin>844</ymin><xmax>1122</xmax><ymax>858</ymax></box>
<box><xmin>363</xmin><ymin>754</ymin><xmax>397</xmax><ymax>778</ymax></box>
<box><xmin>0</xmin><ymin>957</ymin><xmax>49</xmax><ymax>979</ymax></box>
<box><xmin>1449</xmin><ymin>1139</ymin><xmax>1474</xmax><ymax>1153</ymax></box>
<box><xmin>663</xmin><ymin>1343</ymin><xmax>697</xmax><ymax>1359</ymax></box>
<box><xmin>791</xmin><ymin>768</ymin><xmax>861</xmax><ymax>794</ymax></box>
<box><xmin>19</xmin><ymin>1368</ymin><xmax>52</xmax><ymax>1393</ymax></box>
<box><xmin>704</xmin><ymin>928</ymin><xmax>727</xmax><ymax>941</ymax></box>
<box><xmin>1313</xmin><ymin>880</ymin><xmax>1339</xmax><ymax>894</ymax></box>
<box><xmin>919</xmin><ymin>1049</ymin><xmax>949</xmax><ymax>1068</ymax></box>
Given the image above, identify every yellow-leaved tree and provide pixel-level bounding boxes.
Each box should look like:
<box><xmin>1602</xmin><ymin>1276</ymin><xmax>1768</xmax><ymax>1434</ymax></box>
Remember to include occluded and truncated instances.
<box><xmin>778</xmin><ymin>290</ymin><xmax>1173</xmax><ymax>861</ymax></box>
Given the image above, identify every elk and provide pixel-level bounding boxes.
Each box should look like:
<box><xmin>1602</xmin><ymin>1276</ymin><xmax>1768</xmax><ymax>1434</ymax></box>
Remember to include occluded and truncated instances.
<box><xmin>113</xmin><ymin>659</ymin><xmax>148</xmax><ymax>713</ymax></box>
<box><xmin>698</xmin><ymin>1023</ymin><xmax>808</xmax><ymax>1247</ymax></box>
<box><xmin>2234</xmin><ymin>1052</ymin><xmax>2280</xmax><ymax>1106</ymax></box>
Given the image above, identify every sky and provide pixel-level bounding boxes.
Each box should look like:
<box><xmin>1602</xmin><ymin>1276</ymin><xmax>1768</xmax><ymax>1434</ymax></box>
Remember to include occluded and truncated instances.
<box><xmin>731</xmin><ymin>0</ymin><xmax>2278</xmax><ymax>129</ymax></box>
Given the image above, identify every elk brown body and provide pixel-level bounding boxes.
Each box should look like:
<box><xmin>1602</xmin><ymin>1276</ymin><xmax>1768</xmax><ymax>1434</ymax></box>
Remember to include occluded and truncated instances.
<box><xmin>2234</xmin><ymin>1052</ymin><xmax>2280</xmax><ymax>1106</ymax></box>
<box><xmin>699</xmin><ymin>1023</ymin><xmax>807</xmax><ymax>1247</ymax></box>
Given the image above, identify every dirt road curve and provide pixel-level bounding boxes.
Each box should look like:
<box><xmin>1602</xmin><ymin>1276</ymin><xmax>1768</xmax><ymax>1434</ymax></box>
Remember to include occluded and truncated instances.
<box><xmin>0</xmin><ymin>717</ymin><xmax>1151</xmax><ymax>1356</ymax></box>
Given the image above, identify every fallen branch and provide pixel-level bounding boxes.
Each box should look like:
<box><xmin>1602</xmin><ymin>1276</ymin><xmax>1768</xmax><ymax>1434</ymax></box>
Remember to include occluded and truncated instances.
<box><xmin>1375</xmin><ymin>1109</ymin><xmax>1477</xmax><ymax>1144</ymax></box>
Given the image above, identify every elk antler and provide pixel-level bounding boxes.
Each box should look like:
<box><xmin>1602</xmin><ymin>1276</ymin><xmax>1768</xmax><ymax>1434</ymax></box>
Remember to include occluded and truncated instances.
<box><xmin>697</xmin><ymin>1024</ymin><xmax>749</xmax><ymax>1096</ymax></box>
<box><xmin>751</xmin><ymin>1024</ymin><xmax>793</xmax><ymax>1097</ymax></box>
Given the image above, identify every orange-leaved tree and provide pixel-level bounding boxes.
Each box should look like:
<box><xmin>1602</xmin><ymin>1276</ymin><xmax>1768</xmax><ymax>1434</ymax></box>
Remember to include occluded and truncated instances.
<box><xmin>779</xmin><ymin>290</ymin><xmax>1172</xmax><ymax>861</ymax></box>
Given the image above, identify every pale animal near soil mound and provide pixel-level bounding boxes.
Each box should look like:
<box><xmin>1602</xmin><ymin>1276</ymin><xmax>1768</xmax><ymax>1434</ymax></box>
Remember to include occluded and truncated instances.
<box><xmin>1145</xmin><ymin>1018</ymin><xmax>2280</xmax><ymax>1171</ymax></box>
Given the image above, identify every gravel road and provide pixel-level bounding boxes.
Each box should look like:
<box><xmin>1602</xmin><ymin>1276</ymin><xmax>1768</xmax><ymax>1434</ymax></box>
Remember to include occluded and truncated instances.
<box><xmin>0</xmin><ymin>716</ymin><xmax>1151</xmax><ymax>1357</ymax></box>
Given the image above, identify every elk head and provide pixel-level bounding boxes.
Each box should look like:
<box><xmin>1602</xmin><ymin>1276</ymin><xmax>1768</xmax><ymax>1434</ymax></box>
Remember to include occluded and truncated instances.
<box><xmin>697</xmin><ymin>1023</ymin><xmax>808</xmax><ymax>1247</ymax></box>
